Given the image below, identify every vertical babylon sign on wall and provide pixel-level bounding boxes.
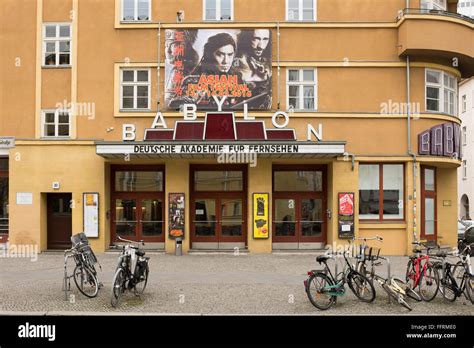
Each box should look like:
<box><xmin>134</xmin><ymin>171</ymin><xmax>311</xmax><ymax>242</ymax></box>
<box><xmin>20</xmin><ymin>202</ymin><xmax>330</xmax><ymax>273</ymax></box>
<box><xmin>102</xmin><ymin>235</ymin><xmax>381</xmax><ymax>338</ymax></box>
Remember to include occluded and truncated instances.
<box><xmin>418</xmin><ymin>122</ymin><xmax>461</xmax><ymax>159</ymax></box>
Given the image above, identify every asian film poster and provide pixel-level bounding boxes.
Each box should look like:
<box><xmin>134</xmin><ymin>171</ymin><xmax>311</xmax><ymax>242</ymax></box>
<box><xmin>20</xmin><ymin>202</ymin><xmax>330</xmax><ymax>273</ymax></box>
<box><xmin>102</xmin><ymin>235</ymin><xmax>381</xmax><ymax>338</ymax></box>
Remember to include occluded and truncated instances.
<box><xmin>165</xmin><ymin>29</ymin><xmax>272</xmax><ymax>110</ymax></box>
<box><xmin>169</xmin><ymin>193</ymin><xmax>185</xmax><ymax>239</ymax></box>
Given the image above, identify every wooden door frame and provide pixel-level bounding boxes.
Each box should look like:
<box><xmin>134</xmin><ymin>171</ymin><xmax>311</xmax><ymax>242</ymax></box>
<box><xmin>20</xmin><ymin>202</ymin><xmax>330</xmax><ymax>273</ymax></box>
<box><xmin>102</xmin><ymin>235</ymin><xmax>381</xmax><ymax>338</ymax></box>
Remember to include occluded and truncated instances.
<box><xmin>421</xmin><ymin>165</ymin><xmax>437</xmax><ymax>241</ymax></box>
<box><xmin>47</xmin><ymin>193</ymin><xmax>72</xmax><ymax>249</ymax></box>
<box><xmin>272</xmin><ymin>165</ymin><xmax>327</xmax><ymax>243</ymax></box>
<box><xmin>111</xmin><ymin>165</ymin><xmax>165</xmax><ymax>243</ymax></box>
<box><xmin>190</xmin><ymin>164</ymin><xmax>248</xmax><ymax>245</ymax></box>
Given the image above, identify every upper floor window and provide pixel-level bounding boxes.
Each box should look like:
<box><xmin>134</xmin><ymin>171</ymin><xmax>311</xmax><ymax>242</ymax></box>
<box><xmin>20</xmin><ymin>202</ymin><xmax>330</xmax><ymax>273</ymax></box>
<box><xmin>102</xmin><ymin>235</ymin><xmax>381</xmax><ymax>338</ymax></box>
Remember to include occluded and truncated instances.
<box><xmin>286</xmin><ymin>0</ymin><xmax>316</xmax><ymax>21</ymax></box>
<box><xmin>425</xmin><ymin>69</ymin><xmax>457</xmax><ymax>116</ymax></box>
<box><xmin>462</xmin><ymin>126</ymin><xmax>467</xmax><ymax>145</ymax></box>
<box><xmin>421</xmin><ymin>0</ymin><xmax>447</xmax><ymax>11</ymax></box>
<box><xmin>462</xmin><ymin>95</ymin><xmax>467</xmax><ymax>113</ymax></box>
<box><xmin>122</xmin><ymin>0</ymin><xmax>151</xmax><ymax>21</ymax></box>
<box><xmin>43</xmin><ymin>23</ymin><xmax>71</xmax><ymax>67</ymax></box>
<box><xmin>287</xmin><ymin>69</ymin><xmax>317</xmax><ymax>111</ymax></box>
<box><xmin>204</xmin><ymin>0</ymin><xmax>233</xmax><ymax>21</ymax></box>
<box><xmin>120</xmin><ymin>69</ymin><xmax>151</xmax><ymax>110</ymax></box>
<box><xmin>42</xmin><ymin>110</ymin><xmax>71</xmax><ymax>138</ymax></box>
<box><xmin>463</xmin><ymin>160</ymin><xmax>468</xmax><ymax>179</ymax></box>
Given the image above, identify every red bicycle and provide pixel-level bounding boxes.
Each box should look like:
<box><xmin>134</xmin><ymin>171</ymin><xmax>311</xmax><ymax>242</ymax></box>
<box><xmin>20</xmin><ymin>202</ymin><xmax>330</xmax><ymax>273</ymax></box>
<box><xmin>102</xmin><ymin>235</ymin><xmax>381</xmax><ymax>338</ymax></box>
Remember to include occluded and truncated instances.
<box><xmin>405</xmin><ymin>241</ymin><xmax>439</xmax><ymax>301</ymax></box>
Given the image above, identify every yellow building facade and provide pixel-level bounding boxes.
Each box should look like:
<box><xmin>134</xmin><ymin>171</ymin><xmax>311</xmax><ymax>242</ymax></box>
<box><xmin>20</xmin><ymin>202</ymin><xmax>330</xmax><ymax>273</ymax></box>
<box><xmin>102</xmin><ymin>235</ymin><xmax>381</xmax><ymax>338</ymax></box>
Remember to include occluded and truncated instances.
<box><xmin>0</xmin><ymin>0</ymin><xmax>473</xmax><ymax>255</ymax></box>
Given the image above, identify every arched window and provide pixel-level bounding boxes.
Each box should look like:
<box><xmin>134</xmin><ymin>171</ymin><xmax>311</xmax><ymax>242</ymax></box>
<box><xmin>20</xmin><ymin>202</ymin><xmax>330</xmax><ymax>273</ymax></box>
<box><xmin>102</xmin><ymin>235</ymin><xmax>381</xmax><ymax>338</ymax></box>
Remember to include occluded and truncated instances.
<box><xmin>461</xmin><ymin>194</ymin><xmax>470</xmax><ymax>220</ymax></box>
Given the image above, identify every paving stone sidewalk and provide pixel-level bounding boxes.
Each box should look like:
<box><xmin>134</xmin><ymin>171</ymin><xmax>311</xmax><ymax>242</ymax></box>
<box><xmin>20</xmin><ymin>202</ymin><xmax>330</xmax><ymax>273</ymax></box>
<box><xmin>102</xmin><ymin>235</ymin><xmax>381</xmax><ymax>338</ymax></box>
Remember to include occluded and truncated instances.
<box><xmin>0</xmin><ymin>252</ymin><xmax>472</xmax><ymax>315</ymax></box>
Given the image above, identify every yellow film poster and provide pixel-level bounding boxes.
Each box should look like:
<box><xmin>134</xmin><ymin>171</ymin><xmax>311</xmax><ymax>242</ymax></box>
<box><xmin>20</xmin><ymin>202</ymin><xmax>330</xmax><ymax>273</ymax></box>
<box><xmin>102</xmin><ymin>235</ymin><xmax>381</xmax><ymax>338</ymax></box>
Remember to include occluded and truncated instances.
<box><xmin>253</xmin><ymin>193</ymin><xmax>269</xmax><ymax>239</ymax></box>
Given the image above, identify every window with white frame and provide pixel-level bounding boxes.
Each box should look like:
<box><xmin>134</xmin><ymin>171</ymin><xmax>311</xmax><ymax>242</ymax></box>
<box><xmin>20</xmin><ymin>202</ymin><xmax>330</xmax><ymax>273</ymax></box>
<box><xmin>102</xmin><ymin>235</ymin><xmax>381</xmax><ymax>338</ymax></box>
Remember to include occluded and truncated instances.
<box><xmin>42</xmin><ymin>110</ymin><xmax>71</xmax><ymax>138</ymax></box>
<box><xmin>463</xmin><ymin>160</ymin><xmax>467</xmax><ymax>179</ymax></box>
<box><xmin>122</xmin><ymin>0</ymin><xmax>151</xmax><ymax>21</ymax></box>
<box><xmin>286</xmin><ymin>0</ymin><xmax>316</xmax><ymax>21</ymax></box>
<box><xmin>43</xmin><ymin>23</ymin><xmax>71</xmax><ymax>66</ymax></box>
<box><xmin>204</xmin><ymin>0</ymin><xmax>233</xmax><ymax>20</ymax></box>
<box><xmin>462</xmin><ymin>126</ymin><xmax>467</xmax><ymax>145</ymax></box>
<box><xmin>425</xmin><ymin>69</ymin><xmax>457</xmax><ymax>116</ymax></box>
<box><xmin>287</xmin><ymin>69</ymin><xmax>317</xmax><ymax>111</ymax></box>
<box><xmin>462</xmin><ymin>95</ymin><xmax>467</xmax><ymax>113</ymax></box>
<box><xmin>121</xmin><ymin>69</ymin><xmax>151</xmax><ymax>110</ymax></box>
<box><xmin>421</xmin><ymin>0</ymin><xmax>447</xmax><ymax>11</ymax></box>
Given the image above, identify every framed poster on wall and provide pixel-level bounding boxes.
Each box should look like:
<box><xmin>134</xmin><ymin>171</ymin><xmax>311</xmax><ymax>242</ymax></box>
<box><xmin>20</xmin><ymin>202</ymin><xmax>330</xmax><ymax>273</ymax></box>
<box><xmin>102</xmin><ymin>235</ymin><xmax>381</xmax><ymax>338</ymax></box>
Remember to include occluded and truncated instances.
<box><xmin>169</xmin><ymin>193</ymin><xmax>185</xmax><ymax>239</ymax></box>
<box><xmin>83</xmin><ymin>192</ymin><xmax>99</xmax><ymax>238</ymax></box>
<box><xmin>253</xmin><ymin>193</ymin><xmax>269</xmax><ymax>239</ymax></box>
<box><xmin>338</xmin><ymin>192</ymin><xmax>355</xmax><ymax>239</ymax></box>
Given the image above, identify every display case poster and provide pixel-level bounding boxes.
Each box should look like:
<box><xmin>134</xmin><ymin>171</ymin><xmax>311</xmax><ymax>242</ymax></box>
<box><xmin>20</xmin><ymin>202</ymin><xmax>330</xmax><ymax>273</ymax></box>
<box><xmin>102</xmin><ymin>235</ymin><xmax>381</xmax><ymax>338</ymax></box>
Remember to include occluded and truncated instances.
<box><xmin>339</xmin><ymin>193</ymin><xmax>354</xmax><ymax>215</ymax></box>
<box><xmin>169</xmin><ymin>193</ymin><xmax>185</xmax><ymax>239</ymax></box>
<box><xmin>83</xmin><ymin>193</ymin><xmax>99</xmax><ymax>237</ymax></box>
<box><xmin>253</xmin><ymin>193</ymin><xmax>269</xmax><ymax>239</ymax></box>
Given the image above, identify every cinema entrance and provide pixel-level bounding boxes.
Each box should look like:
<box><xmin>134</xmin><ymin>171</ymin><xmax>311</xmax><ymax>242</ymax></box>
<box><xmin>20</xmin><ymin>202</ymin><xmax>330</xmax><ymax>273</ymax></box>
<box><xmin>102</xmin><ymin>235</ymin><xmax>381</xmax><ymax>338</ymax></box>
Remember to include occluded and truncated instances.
<box><xmin>190</xmin><ymin>165</ymin><xmax>247</xmax><ymax>250</ymax></box>
<box><xmin>272</xmin><ymin>165</ymin><xmax>327</xmax><ymax>249</ymax></box>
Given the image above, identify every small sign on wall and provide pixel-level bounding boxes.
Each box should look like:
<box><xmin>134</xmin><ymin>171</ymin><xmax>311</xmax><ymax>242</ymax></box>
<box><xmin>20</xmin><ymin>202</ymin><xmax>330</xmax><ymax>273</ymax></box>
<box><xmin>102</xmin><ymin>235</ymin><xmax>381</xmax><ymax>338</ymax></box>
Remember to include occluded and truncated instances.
<box><xmin>16</xmin><ymin>192</ymin><xmax>33</xmax><ymax>205</ymax></box>
<box><xmin>83</xmin><ymin>193</ymin><xmax>99</xmax><ymax>237</ymax></box>
<box><xmin>253</xmin><ymin>193</ymin><xmax>269</xmax><ymax>239</ymax></box>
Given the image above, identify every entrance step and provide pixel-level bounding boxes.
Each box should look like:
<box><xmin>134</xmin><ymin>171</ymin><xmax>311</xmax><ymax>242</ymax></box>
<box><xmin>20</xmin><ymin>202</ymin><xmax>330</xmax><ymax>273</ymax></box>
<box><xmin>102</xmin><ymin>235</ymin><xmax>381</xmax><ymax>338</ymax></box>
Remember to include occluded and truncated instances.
<box><xmin>188</xmin><ymin>249</ymin><xmax>249</xmax><ymax>255</ymax></box>
<box><xmin>272</xmin><ymin>249</ymin><xmax>327</xmax><ymax>255</ymax></box>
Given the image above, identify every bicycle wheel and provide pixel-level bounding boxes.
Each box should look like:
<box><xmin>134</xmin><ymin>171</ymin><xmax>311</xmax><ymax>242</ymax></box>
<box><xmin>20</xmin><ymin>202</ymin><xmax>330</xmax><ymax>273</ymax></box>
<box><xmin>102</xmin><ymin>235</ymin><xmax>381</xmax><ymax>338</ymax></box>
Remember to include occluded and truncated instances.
<box><xmin>453</xmin><ymin>262</ymin><xmax>474</xmax><ymax>304</ymax></box>
<box><xmin>133</xmin><ymin>262</ymin><xmax>149</xmax><ymax>295</ymax></box>
<box><xmin>347</xmin><ymin>271</ymin><xmax>376</xmax><ymax>303</ymax></box>
<box><xmin>306</xmin><ymin>272</ymin><xmax>337</xmax><ymax>310</ymax></box>
<box><xmin>382</xmin><ymin>283</ymin><xmax>412</xmax><ymax>311</ymax></box>
<box><xmin>111</xmin><ymin>267</ymin><xmax>126</xmax><ymax>308</ymax></box>
<box><xmin>438</xmin><ymin>266</ymin><xmax>457</xmax><ymax>302</ymax></box>
<box><xmin>73</xmin><ymin>264</ymin><xmax>99</xmax><ymax>298</ymax></box>
<box><xmin>418</xmin><ymin>263</ymin><xmax>439</xmax><ymax>302</ymax></box>
<box><xmin>393</xmin><ymin>278</ymin><xmax>422</xmax><ymax>302</ymax></box>
<box><xmin>405</xmin><ymin>259</ymin><xmax>416</xmax><ymax>288</ymax></box>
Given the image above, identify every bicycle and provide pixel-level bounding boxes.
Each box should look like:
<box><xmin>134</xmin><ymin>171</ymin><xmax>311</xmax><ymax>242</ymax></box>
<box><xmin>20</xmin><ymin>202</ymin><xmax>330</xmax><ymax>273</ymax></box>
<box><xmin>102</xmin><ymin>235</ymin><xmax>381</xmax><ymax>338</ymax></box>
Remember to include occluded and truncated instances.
<box><xmin>358</xmin><ymin>242</ymin><xmax>422</xmax><ymax>311</ymax></box>
<box><xmin>405</xmin><ymin>241</ymin><xmax>439</xmax><ymax>301</ymax></box>
<box><xmin>304</xmin><ymin>251</ymin><xmax>376</xmax><ymax>310</ymax></box>
<box><xmin>433</xmin><ymin>242</ymin><xmax>473</xmax><ymax>303</ymax></box>
<box><xmin>347</xmin><ymin>235</ymin><xmax>383</xmax><ymax>275</ymax></box>
<box><xmin>63</xmin><ymin>232</ymin><xmax>102</xmax><ymax>299</ymax></box>
<box><xmin>110</xmin><ymin>236</ymin><xmax>150</xmax><ymax>308</ymax></box>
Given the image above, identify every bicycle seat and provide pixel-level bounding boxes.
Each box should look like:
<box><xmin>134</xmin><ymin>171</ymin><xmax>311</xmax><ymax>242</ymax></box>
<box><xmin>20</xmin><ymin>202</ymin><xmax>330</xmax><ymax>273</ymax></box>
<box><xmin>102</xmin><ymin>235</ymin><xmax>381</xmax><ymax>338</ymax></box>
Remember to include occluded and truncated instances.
<box><xmin>316</xmin><ymin>255</ymin><xmax>330</xmax><ymax>263</ymax></box>
<box><xmin>136</xmin><ymin>250</ymin><xmax>145</xmax><ymax>257</ymax></box>
<box><xmin>436</xmin><ymin>251</ymin><xmax>447</xmax><ymax>258</ymax></box>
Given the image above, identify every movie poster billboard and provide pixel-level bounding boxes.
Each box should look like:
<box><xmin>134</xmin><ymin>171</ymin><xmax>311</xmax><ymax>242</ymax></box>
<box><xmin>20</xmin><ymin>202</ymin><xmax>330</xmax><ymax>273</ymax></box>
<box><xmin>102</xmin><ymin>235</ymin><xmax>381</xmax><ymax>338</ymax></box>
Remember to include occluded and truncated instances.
<box><xmin>169</xmin><ymin>193</ymin><xmax>185</xmax><ymax>239</ymax></box>
<box><xmin>165</xmin><ymin>29</ymin><xmax>272</xmax><ymax>110</ymax></box>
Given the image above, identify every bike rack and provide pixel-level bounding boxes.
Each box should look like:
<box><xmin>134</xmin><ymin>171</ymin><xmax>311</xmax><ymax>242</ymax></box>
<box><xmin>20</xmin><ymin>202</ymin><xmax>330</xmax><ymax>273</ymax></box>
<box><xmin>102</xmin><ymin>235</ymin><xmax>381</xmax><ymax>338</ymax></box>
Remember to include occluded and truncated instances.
<box><xmin>63</xmin><ymin>252</ymin><xmax>75</xmax><ymax>301</ymax></box>
<box><xmin>332</xmin><ymin>253</ymin><xmax>392</xmax><ymax>304</ymax></box>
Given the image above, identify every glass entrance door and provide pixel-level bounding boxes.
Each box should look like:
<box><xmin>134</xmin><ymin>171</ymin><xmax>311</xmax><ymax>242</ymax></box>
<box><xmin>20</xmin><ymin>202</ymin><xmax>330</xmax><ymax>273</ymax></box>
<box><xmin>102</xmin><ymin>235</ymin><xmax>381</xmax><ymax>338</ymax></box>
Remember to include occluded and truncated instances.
<box><xmin>272</xmin><ymin>166</ymin><xmax>327</xmax><ymax>245</ymax></box>
<box><xmin>190</xmin><ymin>165</ymin><xmax>247</xmax><ymax>248</ymax></box>
<box><xmin>421</xmin><ymin>166</ymin><xmax>437</xmax><ymax>242</ymax></box>
<box><xmin>111</xmin><ymin>166</ymin><xmax>165</xmax><ymax>243</ymax></box>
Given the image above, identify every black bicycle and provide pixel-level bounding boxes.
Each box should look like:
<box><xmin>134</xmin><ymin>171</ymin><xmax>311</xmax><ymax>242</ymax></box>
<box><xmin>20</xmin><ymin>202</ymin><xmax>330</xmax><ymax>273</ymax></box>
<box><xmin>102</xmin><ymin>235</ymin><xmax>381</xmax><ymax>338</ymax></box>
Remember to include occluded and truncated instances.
<box><xmin>110</xmin><ymin>236</ymin><xmax>150</xmax><ymax>307</ymax></box>
<box><xmin>63</xmin><ymin>232</ymin><xmax>102</xmax><ymax>299</ymax></box>
<box><xmin>304</xmin><ymin>251</ymin><xmax>376</xmax><ymax>310</ymax></box>
<box><xmin>433</xmin><ymin>242</ymin><xmax>473</xmax><ymax>303</ymax></box>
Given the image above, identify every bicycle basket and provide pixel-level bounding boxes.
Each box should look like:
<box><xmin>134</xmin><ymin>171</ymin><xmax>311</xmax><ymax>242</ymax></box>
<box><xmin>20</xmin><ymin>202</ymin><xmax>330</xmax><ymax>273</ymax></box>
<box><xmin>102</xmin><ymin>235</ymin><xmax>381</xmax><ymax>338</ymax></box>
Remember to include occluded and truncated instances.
<box><xmin>71</xmin><ymin>232</ymin><xmax>89</xmax><ymax>248</ymax></box>
<box><xmin>364</xmin><ymin>247</ymin><xmax>381</xmax><ymax>261</ymax></box>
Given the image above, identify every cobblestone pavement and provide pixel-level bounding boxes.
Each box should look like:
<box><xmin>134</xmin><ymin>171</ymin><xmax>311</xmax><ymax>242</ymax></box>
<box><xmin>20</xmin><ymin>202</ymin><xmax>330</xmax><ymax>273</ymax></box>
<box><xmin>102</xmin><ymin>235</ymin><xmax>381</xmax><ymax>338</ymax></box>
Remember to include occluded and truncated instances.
<box><xmin>0</xmin><ymin>252</ymin><xmax>472</xmax><ymax>315</ymax></box>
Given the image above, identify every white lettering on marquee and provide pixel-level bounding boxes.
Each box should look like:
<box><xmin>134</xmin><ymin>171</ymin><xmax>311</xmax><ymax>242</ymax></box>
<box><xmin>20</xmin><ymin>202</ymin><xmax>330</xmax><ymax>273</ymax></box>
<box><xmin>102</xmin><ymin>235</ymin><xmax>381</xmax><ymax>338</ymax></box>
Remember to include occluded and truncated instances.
<box><xmin>271</xmin><ymin>111</ymin><xmax>289</xmax><ymax>129</ymax></box>
<box><xmin>151</xmin><ymin>111</ymin><xmax>167</xmax><ymax>129</ymax></box>
<box><xmin>307</xmin><ymin>124</ymin><xmax>323</xmax><ymax>141</ymax></box>
<box><xmin>183</xmin><ymin>104</ymin><xmax>197</xmax><ymax>120</ymax></box>
<box><xmin>122</xmin><ymin>124</ymin><xmax>136</xmax><ymax>141</ymax></box>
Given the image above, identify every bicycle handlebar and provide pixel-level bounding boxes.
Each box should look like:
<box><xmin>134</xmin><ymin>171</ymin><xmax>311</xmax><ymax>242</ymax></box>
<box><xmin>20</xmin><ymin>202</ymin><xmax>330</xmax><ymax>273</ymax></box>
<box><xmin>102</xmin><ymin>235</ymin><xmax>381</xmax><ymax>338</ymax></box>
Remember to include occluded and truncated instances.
<box><xmin>350</xmin><ymin>235</ymin><xmax>383</xmax><ymax>243</ymax></box>
<box><xmin>116</xmin><ymin>236</ymin><xmax>145</xmax><ymax>246</ymax></box>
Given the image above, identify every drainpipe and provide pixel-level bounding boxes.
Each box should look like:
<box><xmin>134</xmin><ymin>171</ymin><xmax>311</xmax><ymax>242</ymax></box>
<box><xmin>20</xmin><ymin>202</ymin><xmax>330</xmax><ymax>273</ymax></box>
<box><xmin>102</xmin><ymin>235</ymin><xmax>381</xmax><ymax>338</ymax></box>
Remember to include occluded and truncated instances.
<box><xmin>407</xmin><ymin>55</ymin><xmax>418</xmax><ymax>243</ymax></box>
<box><xmin>157</xmin><ymin>23</ymin><xmax>161</xmax><ymax>112</ymax></box>
<box><xmin>277</xmin><ymin>22</ymin><xmax>281</xmax><ymax>110</ymax></box>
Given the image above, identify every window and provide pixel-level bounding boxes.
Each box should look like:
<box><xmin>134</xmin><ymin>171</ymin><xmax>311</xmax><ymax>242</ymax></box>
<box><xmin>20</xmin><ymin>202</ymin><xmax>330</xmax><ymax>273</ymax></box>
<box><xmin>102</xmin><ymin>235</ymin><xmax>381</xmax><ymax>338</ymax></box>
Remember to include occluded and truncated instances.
<box><xmin>421</xmin><ymin>0</ymin><xmax>447</xmax><ymax>11</ymax></box>
<box><xmin>287</xmin><ymin>69</ymin><xmax>317</xmax><ymax>111</ymax></box>
<box><xmin>115</xmin><ymin>171</ymin><xmax>163</xmax><ymax>191</ymax></box>
<box><xmin>120</xmin><ymin>69</ymin><xmax>150</xmax><ymax>110</ymax></box>
<box><xmin>203</xmin><ymin>0</ymin><xmax>233</xmax><ymax>20</ymax></box>
<box><xmin>41</xmin><ymin>110</ymin><xmax>71</xmax><ymax>138</ymax></box>
<box><xmin>194</xmin><ymin>171</ymin><xmax>243</xmax><ymax>191</ymax></box>
<box><xmin>0</xmin><ymin>158</ymin><xmax>8</xmax><ymax>235</ymax></box>
<box><xmin>286</xmin><ymin>0</ymin><xmax>316</xmax><ymax>21</ymax></box>
<box><xmin>359</xmin><ymin>164</ymin><xmax>404</xmax><ymax>221</ymax></box>
<box><xmin>43</xmin><ymin>23</ymin><xmax>71</xmax><ymax>66</ymax></box>
<box><xmin>425</xmin><ymin>69</ymin><xmax>457</xmax><ymax>116</ymax></box>
<box><xmin>463</xmin><ymin>126</ymin><xmax>467</xmax><ymax>145</ymax></box>
<box><xmin>463</xmin><ymin>160</ymin><xmax>468</xmax><ymax>179</ymax></box>
<box><xmin>462</xmin><ymin>95</ymin><xmax>467</xmax><ymax>113</ymax></box>
<box><xmin>122</xmin><ymin>0</ymin><xmax>151</xmax><ymax>21</ymax></box>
